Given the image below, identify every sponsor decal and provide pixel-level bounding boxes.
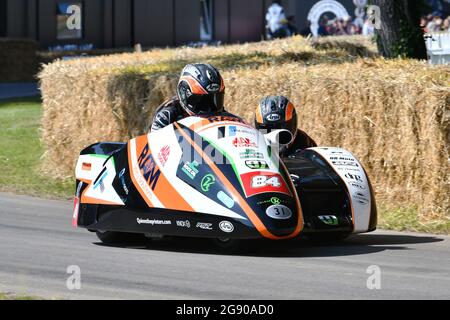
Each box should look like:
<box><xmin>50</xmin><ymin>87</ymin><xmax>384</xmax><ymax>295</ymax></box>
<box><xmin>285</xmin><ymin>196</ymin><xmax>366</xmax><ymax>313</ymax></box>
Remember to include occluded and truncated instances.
<box><xmin>353</xmin><ymin>192</ymin><xmax>370</xmax><ymax>205</ymax></box>
<box><xmin>217</xmin><ymin>191</ymin><xmax>235</xmax><ymax>209</ymax></box>
<box><xmin>196</xmin><ymin>222</ymin><xmax>213</xmax><ymax>230</ymax></box>
<box><xmin>257</xmin><ymin>197</ymin><xmax>290</xmax><ymax>206</ymax></box>
<box><xmin>245</xmin><ymin>160</ymin><xmax>269</xmax><ymax>170</ymax></box>
<box><xmin>182</xmin><ymin>160</ymin><xmax>200</xmax><ymax>180</ymax></box>
<box><xmin>350</xmin><ymin>182</ymin><xmax>367</xmax><ymax>190</ymax></box>
<box><xmin>207</xmin><ymin>115</ymin><xmax>247</xmax><ymax>124</ymax></box>
<box><xmin>266</xmin><ymin>205</ymin><xmax>292</xmax><ymax>220</ymax></box>
<box><xmin>266</xmin><ymin>114</ymin><xmax>281</xmax><ymax>122</ymax></box>
<box><xmin>239</xmin><ymin>149</ymin><xmax>264</xmax><ymax>160</ymax></box>
<box><xmin>337</xmin><ymin>167</ymin><xmax>360</xmax><ymax>173</ymax></box>
<box><xmin>240</xmin><ymin>172</ymin><xmax>291</xmax><ymax>197</ymax></box>
<box><xmin>119</xmin><ymin>168</ymin><xmax>129</xmax><ymax>195</ymax></box>
<box><xmin>176</xmin><ymin>220</ymin><xmax>191</xmax><ymax>228</ymax></box>
<box><xmin>229</xmin><ymin>126</ymin><xmax>237</xmax><ymax>137</ymax></box>
<box><xmin>201</xmin><ymin>174</ymin><xmax>216</xmax><ymax>192</ymax></box>
<box><xmin>330</xmin><ymin>156</ymin><xmax>355</xmax><ymax>162</ymax></box>
<box><xmin>229</xmin><ymin>126</ymin><xmax>256</xmax><ymax>137</ymax></box>
<box><xmin>332</xmin><ymin>161</ymin><xmax>359</xmax><ymax>167</ymax></box>
<box><xmin>318</xmin><ymin>215</ymin><xmax>339</xmax><ymax>226</ymax></box>
<box><xmin>157</xmin><ymin>145</ymin><xmax>170</xmax><ymax>167</ymax></box>
<box><xmin>137</xmin><ymin>143</ymin><xmax>161</xmax><ymax>190</ymax></box>
<box><xmin>136</xmin><ymin>218</ymin><xmax>171</xmax><ymax>225</ymax></box>
<box><xmin>81</xmin><ymin>162</ymin><xmax>91</xmax><ymax>171</ymax></box>
<box><xmin>206</xmin><ymin>83</ymin><xmax>220</xmax><ymax>92</ymax></box>
<box><xmin>270</xmin><ymin>197</ymin><xmax>281</xmax><ymax>205</ymax></box>
<box><xmin>218</xmin><ymin>125</ymin><xmax>256</xmax><ymax>139</ymax></box>
<box><xmin>344</xmin><ymin>173</ymin><xmax>363</xmax><ymax>183</ymax></box>
<box><xmin>232</xmin><ymin>137</ymin><xmax>257</xmax><ymax>148</ymax></box>
<box><xmin>219</xmin><ymin>221</ymin><xmax>234</xmax><ymax>233</ymax></box>
<box><xmin>93</xmin><ymin>167</ymin><xmax>108</xmax><ymax>193</ymax></box>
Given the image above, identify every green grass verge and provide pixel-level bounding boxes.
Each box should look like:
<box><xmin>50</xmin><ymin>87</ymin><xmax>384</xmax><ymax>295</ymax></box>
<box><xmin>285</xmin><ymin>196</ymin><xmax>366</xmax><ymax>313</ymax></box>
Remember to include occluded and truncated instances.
<box><xmin>0</xmin><ymin>97</ymin><xmax>448</xmax><ymax>234</ymax></box>
<box><xmin>378</xmin><ymin>206</ymin><xmax>450</xmax><ymax>234</ymax></box>
<box><xmin>0</xmin><ymin>97</ymin><xmax>73</xmax><ymax>199</ymax></box>
<box><xmin>0</xmin><ymin>292</ymin><xmax>39</xmax><ymax>300</ymax></box>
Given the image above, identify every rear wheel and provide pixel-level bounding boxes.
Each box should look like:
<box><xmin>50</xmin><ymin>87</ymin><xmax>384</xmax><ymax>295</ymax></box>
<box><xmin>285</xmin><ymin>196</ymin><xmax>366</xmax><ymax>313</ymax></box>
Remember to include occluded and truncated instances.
<box><xmin>95</xmin><ymin>230</ymin><xmax>142</xmax><ymax>244</ymax></box>
<box><xmin>306</xmin><ymin>232</ymin><xmax>350</xmax><ymax>244</ymax></box>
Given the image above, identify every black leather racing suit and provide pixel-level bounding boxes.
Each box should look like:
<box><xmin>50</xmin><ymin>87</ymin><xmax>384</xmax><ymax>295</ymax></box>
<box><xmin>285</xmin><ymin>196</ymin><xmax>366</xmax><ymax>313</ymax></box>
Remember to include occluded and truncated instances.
<box><xmin>150</xmin><ymin>97</ymin><xmax>188</xmax><ymax>132</ymax></box>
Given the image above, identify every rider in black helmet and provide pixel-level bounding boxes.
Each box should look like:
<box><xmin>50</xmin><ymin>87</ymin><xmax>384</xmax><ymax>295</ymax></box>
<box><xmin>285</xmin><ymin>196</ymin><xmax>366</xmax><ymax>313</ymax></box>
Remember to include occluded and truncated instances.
<box><xmin>151</xmin><ymin>63</ymin><xmax>228</xmax><ymax>131</ymax></box>
<box><xmin>254</xmin><ymin>96</ymin><xmax>317</xmax><ymax>157</ymax></box>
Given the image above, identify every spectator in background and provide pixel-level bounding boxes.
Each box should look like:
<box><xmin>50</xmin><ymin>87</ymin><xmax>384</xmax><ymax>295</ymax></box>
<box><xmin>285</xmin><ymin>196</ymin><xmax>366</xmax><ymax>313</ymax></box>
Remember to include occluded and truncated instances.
<box><xmin>422</xmin><ymin>13</ymin><xmax>450</xmax><ymax>32</ymax></box>
<box><xmin>265</xmin><ymin>0</ymin><xmax>289</xmax><ymax>39</ymax></box>
<box><xmin>443</xmin><ymin>17</ymin><xmax>450</xmax><ymax>31</ymax></box>
<box><xmin>342</xmin><ymin>16</ymin><xmax>353</xmax><ymax>34</ymax></box>
<box><xmin>317</xmin><ymin>16</ymin><xmax>329</xmax><ymax>36</ymax></box>
<box><xmin>287</xmin><ymin>15</ymin><xmax>298</xmax><ymax>36</ymax></box>
<box><xmin>300</xmin><ymin>20</ymin><xmax>312</xmax><ymax>37</ymax></box>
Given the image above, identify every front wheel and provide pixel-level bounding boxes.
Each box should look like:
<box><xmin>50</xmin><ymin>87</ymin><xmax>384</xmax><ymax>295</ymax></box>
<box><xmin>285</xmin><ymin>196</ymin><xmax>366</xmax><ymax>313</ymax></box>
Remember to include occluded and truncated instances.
<box><xmin>306</xmin><ymin>232</ymin><xmax>350</xmax><ymax>244</ymax></box>
<box><xmin>212</xmin><ymin>238</ymin><xmax>240</xmax><ymax>253</ymax></box>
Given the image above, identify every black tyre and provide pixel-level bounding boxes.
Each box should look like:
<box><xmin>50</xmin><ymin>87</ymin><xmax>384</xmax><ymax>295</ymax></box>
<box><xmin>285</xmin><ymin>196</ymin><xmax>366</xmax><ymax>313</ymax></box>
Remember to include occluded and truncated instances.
<box><xmin>306</xmin><ymin>232</ymin><xmax>350</xmax><ymax>244</ymax></box>
<box><xmin>95</xmin><ymin>230</ymin><xmax>142</xmax><ymax>244</ymax></box>
<box><xmin>212</xmin><ymin>238</ymin><xmax>240</xmax><ymax>253</ymax></box>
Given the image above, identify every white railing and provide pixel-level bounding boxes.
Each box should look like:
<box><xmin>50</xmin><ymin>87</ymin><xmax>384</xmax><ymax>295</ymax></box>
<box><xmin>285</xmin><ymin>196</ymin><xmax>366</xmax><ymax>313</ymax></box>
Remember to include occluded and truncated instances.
<box><xmin>425</xmin><ymin>32</ymin><xmax>450</xmax><ymax>65</ymax></box>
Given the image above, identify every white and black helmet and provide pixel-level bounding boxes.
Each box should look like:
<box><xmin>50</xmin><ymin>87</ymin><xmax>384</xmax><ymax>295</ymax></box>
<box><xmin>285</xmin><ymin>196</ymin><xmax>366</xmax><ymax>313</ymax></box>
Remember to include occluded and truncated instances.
<box><xmin>177</xmin><ymin>63</ymin><xmax>225</xmax><ymax>115</ymax></box>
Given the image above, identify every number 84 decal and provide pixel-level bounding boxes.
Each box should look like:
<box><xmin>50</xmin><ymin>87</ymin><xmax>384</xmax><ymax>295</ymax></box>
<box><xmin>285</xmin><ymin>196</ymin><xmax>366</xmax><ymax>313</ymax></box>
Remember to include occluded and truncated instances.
<box><xmin>251</xmin><ymin>175</ymin><xmax>282</xmax><ymax>188</ymax></box>
<box><xmin>240</xmin><ymin>172</ymin><xmax>291</xmax><ymax>197</ymax></box>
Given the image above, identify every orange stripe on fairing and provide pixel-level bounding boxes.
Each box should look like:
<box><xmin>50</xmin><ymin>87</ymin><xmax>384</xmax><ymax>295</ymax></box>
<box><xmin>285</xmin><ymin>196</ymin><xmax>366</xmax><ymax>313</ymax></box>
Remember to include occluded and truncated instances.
<box><xmin>175</xmin><ymin>122</ymin><xmax>303</xmax><ymax>240</ymax></box>
<box><xmin>285</xmin><ymin>102</ymin><xmax>295</xmax><ymax>121</ymax></box>
<box><xmin>153</xmin><ymin>173</ymin><xmax>195</xmax><ymax>212</ymax></box>
<box><xmin>179</xmin><ymin>76</ymin><xmax>208</xmax><ymax>95</ymax></box>
<box><xmin>255</xmin><ymin>106</ymin><xmax>263</xmax><ymax>124</ymax></box>
<box><xmin>188</xmin><ymin>119</ymin><xmax>212</xmax><ymax>131</ymax></box>
<box><xmin>127</xmin><ymin>135</ymin><xmax>194</xmax><ymax>212</ymax></box>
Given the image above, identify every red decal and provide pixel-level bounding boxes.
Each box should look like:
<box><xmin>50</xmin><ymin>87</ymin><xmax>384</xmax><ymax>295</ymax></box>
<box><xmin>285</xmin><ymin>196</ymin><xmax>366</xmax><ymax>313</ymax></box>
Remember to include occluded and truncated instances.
<box><xmin>232</xmin><ymin>137</ymin><xmax>257</xmax><ymax>148</ymax></box>
<box><xmin>240</xmin><ymin>171</ymin><xmax>291</xmax><ymax>197</ymax></box>
<box><xmin>158</xmin><ymin>145</ymin><xmax>171</xmax><ymax>167</ymax></box>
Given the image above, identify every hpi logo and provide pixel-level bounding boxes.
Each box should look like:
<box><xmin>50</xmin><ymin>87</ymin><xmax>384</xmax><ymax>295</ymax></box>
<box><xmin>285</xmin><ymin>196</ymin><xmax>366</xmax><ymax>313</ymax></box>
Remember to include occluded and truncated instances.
<box><xmin>318</xmin><ymin>215</ymin><xmax>339</xmax><ymax>226</ymax></box>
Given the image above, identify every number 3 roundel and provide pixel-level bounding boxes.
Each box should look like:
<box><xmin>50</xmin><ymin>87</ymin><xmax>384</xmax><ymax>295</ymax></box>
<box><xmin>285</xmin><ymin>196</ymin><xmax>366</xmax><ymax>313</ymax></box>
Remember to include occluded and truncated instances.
<box><xmin>240</xmin><ymin>171</ymin><xmax>291</xmax><ymax>197</ymax></box>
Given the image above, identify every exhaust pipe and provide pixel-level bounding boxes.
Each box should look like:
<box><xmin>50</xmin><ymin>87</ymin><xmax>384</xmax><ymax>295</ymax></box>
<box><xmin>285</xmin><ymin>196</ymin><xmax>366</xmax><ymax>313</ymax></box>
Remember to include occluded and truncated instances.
<box><xmin>264</xmin><ymin>129</ymin><xmax>294</xmax><ymax>148</ymax></box>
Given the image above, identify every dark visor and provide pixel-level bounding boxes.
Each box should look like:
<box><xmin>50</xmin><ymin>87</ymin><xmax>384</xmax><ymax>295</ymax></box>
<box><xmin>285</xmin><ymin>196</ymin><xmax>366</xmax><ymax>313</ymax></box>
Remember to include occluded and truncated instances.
<box><xmin>187</xmin><ymin>92</ymin><xmax>224</xmax><ymax>114</ymax></box>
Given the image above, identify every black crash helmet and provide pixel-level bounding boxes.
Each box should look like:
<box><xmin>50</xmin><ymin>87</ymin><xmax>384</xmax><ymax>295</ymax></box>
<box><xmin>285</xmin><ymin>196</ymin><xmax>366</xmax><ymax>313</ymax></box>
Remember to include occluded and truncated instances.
<box><xmin>177</xmin><ymin>63</ymin><xmax>225</xmax><ymax>115</ymax></box>
<box><xmin>254</xmin><ymin>95</ymin><xmax>298</xmax><ymax>139</ymax></box>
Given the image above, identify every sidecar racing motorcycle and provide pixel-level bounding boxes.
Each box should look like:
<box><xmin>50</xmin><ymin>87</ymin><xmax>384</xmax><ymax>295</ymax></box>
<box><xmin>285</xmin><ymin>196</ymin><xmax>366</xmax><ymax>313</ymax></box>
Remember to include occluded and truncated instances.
<box><xmin>72</xmin><ymin>114</ymin><xmax>377</xmax><ymax>247</ymax></box>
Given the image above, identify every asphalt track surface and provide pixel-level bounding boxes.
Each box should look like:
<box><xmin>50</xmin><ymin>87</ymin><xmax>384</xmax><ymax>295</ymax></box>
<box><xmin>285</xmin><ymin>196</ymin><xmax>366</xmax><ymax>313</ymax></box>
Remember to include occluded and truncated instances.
<box><xmin>1</xmin><ymin>192</ymin><xmax>449</xmax><ymax>300</ymax></box>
